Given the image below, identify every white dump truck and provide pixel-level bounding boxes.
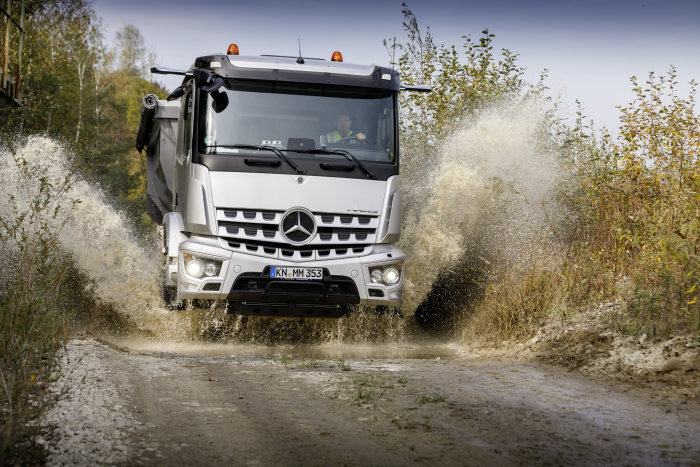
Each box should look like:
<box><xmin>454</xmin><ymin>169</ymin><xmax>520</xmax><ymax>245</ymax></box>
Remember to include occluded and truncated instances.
<box><xmin>136</xmin><ymin>44</ymin><xmax>429</xmax><ymax>317</ymax></box>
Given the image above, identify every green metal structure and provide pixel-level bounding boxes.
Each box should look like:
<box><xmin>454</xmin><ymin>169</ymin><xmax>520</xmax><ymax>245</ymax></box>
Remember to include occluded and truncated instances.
<box><xmin>0</xmin><ymin>0</ymin><xmax>25</xmax><ymax>107</ymax></box>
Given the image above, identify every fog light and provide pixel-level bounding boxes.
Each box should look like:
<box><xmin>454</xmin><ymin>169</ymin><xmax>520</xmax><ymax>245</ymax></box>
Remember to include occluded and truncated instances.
<box><xmin>387</xmin><ymin>290</ymin><xmax>401</xmax><ymax>300</ymax></box>
<box><xmin>382</xmin><ymin>267</ymin><xmax>400</xmax><ymax>285</ymax></box>
<box><xmin>370</xmin><ymin>269</ymin><xmax>382</xmax><ymax>283</ymax></box>
<box><xmin>204</xmin><ymin>262</ymin><xmax>219</xmax><ymax>277</ymax></box>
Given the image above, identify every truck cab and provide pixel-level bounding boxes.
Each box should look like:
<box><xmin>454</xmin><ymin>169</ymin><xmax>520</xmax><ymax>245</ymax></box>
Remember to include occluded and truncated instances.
<box><xmin>137</xmin><ymin>46</ymin><xmax>425</xmax><ymax>318</ymax></box>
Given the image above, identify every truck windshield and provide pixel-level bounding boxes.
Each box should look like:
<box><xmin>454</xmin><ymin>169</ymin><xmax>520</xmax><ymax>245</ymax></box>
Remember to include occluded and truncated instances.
<box><xmin>200</xmin><ymin>80</ymin><xmax>396</xmax><ymax>163</ymax></box>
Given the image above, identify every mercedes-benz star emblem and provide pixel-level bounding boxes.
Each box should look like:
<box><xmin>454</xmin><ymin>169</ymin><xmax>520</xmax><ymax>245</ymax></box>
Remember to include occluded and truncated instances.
<box><xmin>280</xmin><ymin>209</ymin><xmax>316</xmax><ymax>244</ymax></box>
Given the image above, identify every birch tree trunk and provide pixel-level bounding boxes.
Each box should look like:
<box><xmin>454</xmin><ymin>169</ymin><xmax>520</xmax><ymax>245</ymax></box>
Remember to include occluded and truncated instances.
<box><xmin>93</xmin><ymin>63</ymin><xmax>101</xmax><ymax>150</ymax></box>
<box><xmin>75</xmin><ymin>60</ymin><xmax>85</xmax><ymax>143</ymax></box>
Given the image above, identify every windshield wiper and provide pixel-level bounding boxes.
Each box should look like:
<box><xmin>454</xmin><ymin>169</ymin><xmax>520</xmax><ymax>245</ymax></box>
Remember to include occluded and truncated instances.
<box><xmin>285</xmin><ymin>148</ymin><xmax>376</xmax><ymax>179</ymax></box>
<box><xmin>206</xmin><ymin>144</ymin><xmax>304</xmax><ymax>174</ymax></box>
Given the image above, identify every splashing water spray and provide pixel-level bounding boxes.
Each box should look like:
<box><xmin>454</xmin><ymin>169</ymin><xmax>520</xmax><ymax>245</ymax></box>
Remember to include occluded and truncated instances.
<box><xmin>0</xmin><ymin>137</ymin><xmax>408</xmax><ymax>343</ymax></box>
<box><xmin>400</xmin><ymin>100</ymin><xmax>562</xmax><ymax>333</ymax></box>
<box><xmin>0</xmin><ymin>99</ymin><xmax>561</xmax><ymax>343</ymax></box>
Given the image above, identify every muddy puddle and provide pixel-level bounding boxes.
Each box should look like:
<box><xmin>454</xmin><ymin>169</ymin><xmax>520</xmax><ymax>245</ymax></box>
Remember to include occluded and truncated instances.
<box><xmin>102</xmin><ymin>336</ymin><xmax>463</xmax><ymax>361</ymax></box>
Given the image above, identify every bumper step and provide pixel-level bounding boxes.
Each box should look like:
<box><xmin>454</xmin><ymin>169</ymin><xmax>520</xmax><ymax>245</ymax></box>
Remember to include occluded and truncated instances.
<box><xmin>227</xmin><ymin>302</ymin><xmax>352</xmax><ymax>318</ymax></box>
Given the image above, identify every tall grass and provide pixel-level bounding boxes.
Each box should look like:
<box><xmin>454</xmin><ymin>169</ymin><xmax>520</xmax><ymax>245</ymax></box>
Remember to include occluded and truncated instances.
<box><xmin>0</xmin><ymin>140</ymin><xmax>79</xmax><ymax>457</ymax></box>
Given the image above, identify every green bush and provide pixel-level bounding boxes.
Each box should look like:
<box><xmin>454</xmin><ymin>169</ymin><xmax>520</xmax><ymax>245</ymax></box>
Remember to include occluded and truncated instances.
<box><xmin>464</xmin><ymin>69</ymin><xmax>699</xmax><ymax>340</ymax></box>
<box><xmin>576</xmin><ymin>68</ymin><xmax>699</xmax><ymax>334</ymax></box>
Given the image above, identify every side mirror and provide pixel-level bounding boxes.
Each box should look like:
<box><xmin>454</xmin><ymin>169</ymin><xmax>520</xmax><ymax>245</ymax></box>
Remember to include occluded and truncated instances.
<box><xmin>210</xmin><ymin>90</ymin><xmax>229</xmax><ymax>113</ymax></box>
<box><xmin>167</xmin><ymin>86</ymin><xmax>186</xmax><ymax>101</ymax></box>
<box><xmin>151</xmin><ymin>66</ymin><xmax>189</xmax><ymax>76</ymax></box>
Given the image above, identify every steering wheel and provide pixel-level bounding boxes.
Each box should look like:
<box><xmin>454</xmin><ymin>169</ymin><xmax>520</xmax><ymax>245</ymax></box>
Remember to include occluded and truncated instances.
<box><xmin>337</xmin><ymin>135</ymin><xmax>371</xmax><ymax>145</ymax></box>
<box><xmin>337</xmin><ymin>135</ymin><xmax>361</xmax><ymax>144</ymax></box>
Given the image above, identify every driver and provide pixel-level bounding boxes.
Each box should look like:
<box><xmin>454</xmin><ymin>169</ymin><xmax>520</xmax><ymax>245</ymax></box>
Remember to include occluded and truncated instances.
<box><xmin>325</xmin><ymin>113</ymin><xmax>366</xmax><ymax>143</ymax></box>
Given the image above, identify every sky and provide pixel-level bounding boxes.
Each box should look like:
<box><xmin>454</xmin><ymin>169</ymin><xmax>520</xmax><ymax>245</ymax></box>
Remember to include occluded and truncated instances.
<box><xmin>93</xmin><ymin>0</ymin><xmax>700</xmax><ymax>133</ymax></box>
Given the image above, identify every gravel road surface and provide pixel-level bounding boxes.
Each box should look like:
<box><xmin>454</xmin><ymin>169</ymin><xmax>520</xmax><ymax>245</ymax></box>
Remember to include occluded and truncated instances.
<box><xmin>43</xmin><ymin>338</ymin><xmax>700</xmax><ymax>466</ymax></box>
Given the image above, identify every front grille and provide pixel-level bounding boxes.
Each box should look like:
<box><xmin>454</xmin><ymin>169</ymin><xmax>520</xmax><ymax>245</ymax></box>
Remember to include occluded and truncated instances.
<box><xmin>216</xmin><ymin>208</ymin><xmax>379</xmax><ymax>261</ymax></box>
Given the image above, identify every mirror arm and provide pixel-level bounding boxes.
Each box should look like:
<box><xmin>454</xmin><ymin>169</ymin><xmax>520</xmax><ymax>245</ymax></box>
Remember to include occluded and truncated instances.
<box><xmin>151</xmin><ymin>66</ymin><xmax>190</xmax><ymax>76</ymax></box>
<box><xmin>400</xmin><ymin>84</ymin><xmax>433</xmax><ymax>93</ymax></box>
<box><xmin>202</xmin><ymin>77</ymin><xmax>225</xmax><ymax>93</ymax></box>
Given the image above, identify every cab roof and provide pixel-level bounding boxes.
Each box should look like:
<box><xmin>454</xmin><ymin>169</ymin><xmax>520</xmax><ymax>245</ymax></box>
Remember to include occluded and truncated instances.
<box><xmin>191</xmin><ymin>53</ymin><xmax>400</xmax><ymax>91</ymax></box>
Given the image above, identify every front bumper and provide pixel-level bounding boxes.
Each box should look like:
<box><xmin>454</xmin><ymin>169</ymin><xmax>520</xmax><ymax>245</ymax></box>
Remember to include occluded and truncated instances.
<box><xmin>175</xmin><ymin>238</ymin><xmax>404</xmax><ymax>308</ymax></box>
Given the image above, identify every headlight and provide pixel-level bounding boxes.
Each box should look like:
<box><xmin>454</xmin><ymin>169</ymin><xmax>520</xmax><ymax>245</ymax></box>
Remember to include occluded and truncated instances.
<box><xmin>183</xmin><ymin>253</ymin><xmax>222</xmax><ymax>279</ymax></box>
<box><xmin>369</xmin><ymin>263</ymin><xmax>402</xmax><ymax>286</ymax></box>
<box><xmin>185</xmin><ymin>258</ymin><xmax>205</xmax><ymax>277</ymax></box>
<box><xmin>382</xmin><ymin>267</ymin><xmax>400</xmax><ymax>285</ymax></box>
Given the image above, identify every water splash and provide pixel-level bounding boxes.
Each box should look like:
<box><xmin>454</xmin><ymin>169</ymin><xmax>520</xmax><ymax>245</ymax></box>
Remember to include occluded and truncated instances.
<box><xmin>0</xmin><ymin>136</ymin><xmax>406</xmax><ymax>343</ymax></box>
<box><xmin>1</xmin><ymin>99</ymin><xmax>561</xmax><ymax>343</ymax></box>
<box><xmin>0</xmin><ymin>137</ymin><xmax>175</xmax><ymax>331</ymax></box>
<box><xmin>400</xmin><ymin>101</ymin><xmax>562</xmax><ymax>319</ymax></box>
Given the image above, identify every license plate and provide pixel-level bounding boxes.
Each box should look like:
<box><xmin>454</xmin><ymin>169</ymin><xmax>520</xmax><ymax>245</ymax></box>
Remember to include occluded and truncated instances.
<box><xmin>270</xmin><ymin>266</ymin><xmax>323</xmax><ymax>280</ymax></box>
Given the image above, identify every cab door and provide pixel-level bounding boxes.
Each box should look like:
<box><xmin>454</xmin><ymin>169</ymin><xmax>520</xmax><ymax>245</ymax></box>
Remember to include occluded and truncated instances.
<box><xmin>174</xmin><ymin>82</ymin><xmax>195</xmax><ymax>222</ymax></box>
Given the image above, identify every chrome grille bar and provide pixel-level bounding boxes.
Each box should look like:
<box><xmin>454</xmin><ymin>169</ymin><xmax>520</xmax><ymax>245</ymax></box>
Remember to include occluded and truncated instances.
<box><xmin>216</xmin><ymin>208</ymin><xmax>379</xmax><ymax>261</ymax></box>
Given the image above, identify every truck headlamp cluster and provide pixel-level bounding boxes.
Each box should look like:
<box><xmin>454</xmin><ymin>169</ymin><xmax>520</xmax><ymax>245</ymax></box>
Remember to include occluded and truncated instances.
<box><xmin>369</xmin><ymin>263</ymin><xmax>402</xmax><ymax>286</ymax></box>
<box><xmin>183</xmin><ymin>253</ymin><xmax>222</xmax><ymax>279</ymax></box>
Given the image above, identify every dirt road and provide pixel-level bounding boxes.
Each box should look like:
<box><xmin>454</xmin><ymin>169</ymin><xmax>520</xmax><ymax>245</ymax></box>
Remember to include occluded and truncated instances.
<box><xmin>43</xmin><ymin>338</ymin><xmax>700</xmax><ymax>466</ymax></box>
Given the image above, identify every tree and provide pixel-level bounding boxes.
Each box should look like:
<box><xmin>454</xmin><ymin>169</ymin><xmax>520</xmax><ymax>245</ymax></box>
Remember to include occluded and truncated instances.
<box><xmin>395</xmin><ymin>3</ymin><xmax>528</xmax><ymax>165</ymax></box>
<box><xmin>0</xmin><ymin>4</ymin><xmax>167</xmax><ymax>233</ymax></box>
<box><xmin>392</xmin><ymin>3</ymin><xmax>534</xmax><ymax>223</ymax></box>
<box><xmin>1</xmin><ymin>0</ymin><xmax>104</xmax><ymax>144</ymax></box>
<box><xmin>62</xmin><ymin>4</ymin><xmax>103</xmax><ymax>143</ymax></box>
<box><xmin>115</xmin><ymin>24</ymin><xmax>146</xmax><ymax>76</ymax></box>
<box><xmin>580</xmin><ymin>68</ymin><xmax>699</xmax><ymax>325</ymax></box>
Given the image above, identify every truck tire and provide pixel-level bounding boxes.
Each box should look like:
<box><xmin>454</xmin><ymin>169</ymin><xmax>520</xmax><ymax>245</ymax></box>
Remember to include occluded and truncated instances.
<box><xmin>161</xmin><ymin>284</ymin><xmax>185</xmax><ymax>311</ymax></box>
